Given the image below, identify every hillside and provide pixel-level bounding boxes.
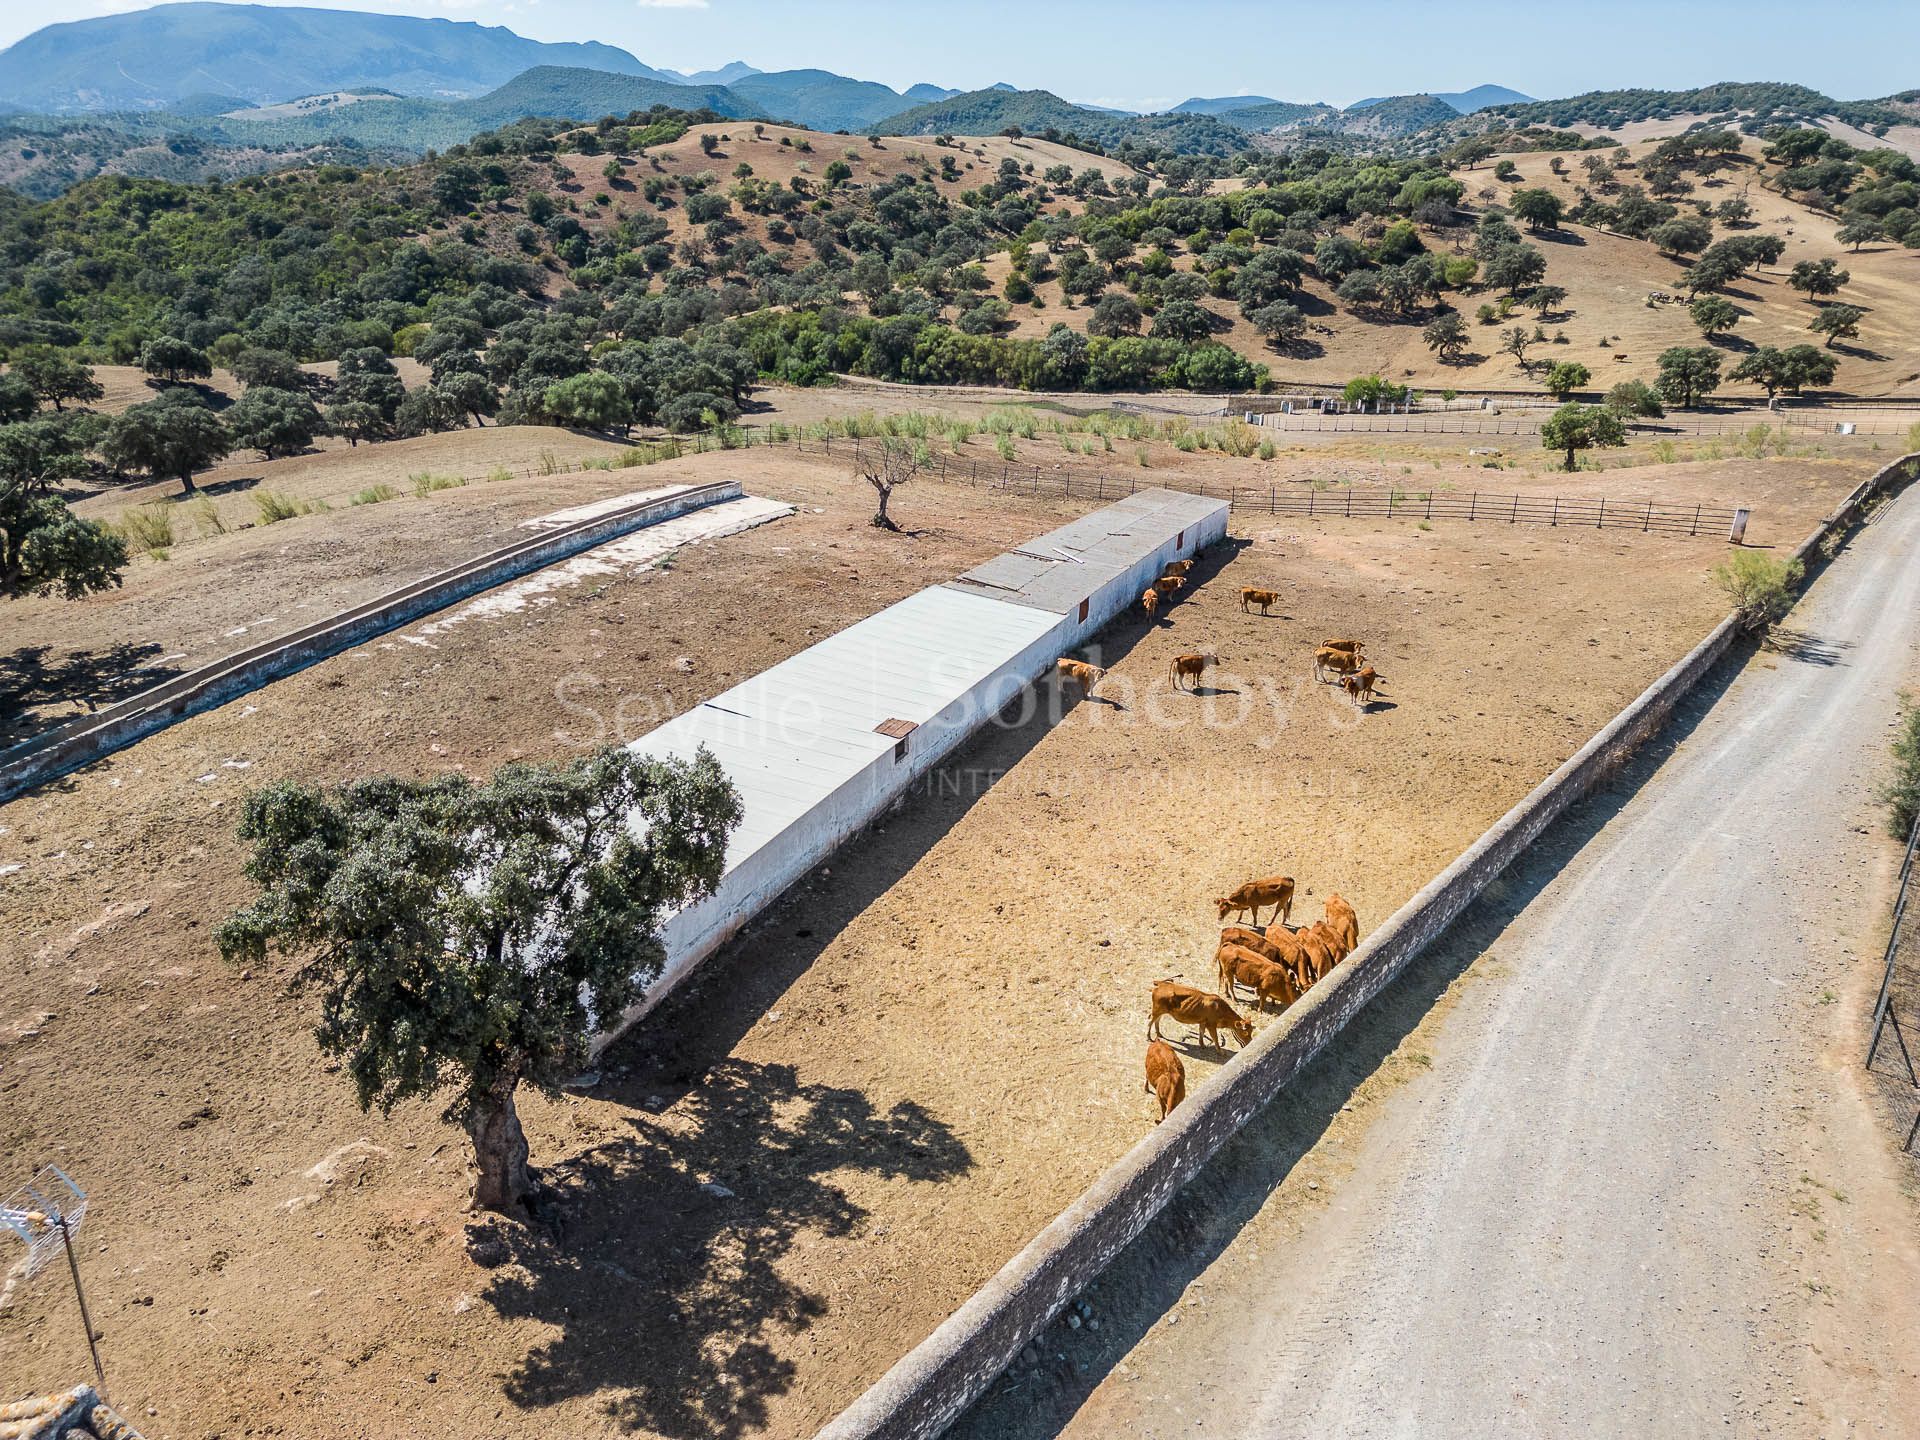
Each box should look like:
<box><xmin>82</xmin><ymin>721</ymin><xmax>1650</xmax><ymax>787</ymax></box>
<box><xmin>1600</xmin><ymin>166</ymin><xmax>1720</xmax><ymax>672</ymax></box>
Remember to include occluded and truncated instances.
<box><xmin>870</xmin><ymin>88</ymin><xmax>1250</xmax><ymax>156</ymax></box>
<box><xmin>1210</xmin><ymin>100</ymin><xmax>1341</xmax><ymax>131</ymax></box>
<box><xmin>1175</xmin><ymin>95</ymin><xmax>1285</xmax><ymax>116</ymax></box>
<box><xmin>1479</xmin><ymin>82</ymin><xmax>1907</xmax><ymax>136</ymax></box>
<box><xmin>0</xmin><ymin>114</ymin><xmax>388</xmax><ymax>199</ymax></box>
<box><xmin>1350</xmin><ymin>83</ymin><xmax>1533</xmax><ymax>114</ymax></box>
<box><xmin>0</xmin><ymin>1</ymin><xmax>662</xmax><ymax>113</ymax></box>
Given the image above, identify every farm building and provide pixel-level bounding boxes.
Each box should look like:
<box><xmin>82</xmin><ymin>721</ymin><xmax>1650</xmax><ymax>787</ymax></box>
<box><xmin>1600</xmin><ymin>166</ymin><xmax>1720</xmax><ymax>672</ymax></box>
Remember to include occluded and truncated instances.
<box><xmin>598</xmin><ymin>487</ymin><xmax>1229</xmax><ymax>1044</ymax></box>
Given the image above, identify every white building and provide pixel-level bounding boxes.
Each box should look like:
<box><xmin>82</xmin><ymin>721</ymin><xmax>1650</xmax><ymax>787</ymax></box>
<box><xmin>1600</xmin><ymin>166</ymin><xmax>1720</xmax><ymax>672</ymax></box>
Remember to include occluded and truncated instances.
<box><xmin>598</xmin><ymin>487</ymin><xmax>1230</xmax><ymax>1046</ymax></box>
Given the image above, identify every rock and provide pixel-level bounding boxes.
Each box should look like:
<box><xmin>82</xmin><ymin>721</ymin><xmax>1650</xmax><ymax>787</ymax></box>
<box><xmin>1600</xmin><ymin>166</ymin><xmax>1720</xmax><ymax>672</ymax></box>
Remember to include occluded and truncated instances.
<box><xmin>1020</xmin><ymin>1344</ymin><xmax>1040</xmax><ymax>1367</ymax></box>
<box><xmin>700</xmin><ymin>1181</ymin><xmax>736</xmax><ymax>1200</ymax></box>
<box><xmin>674</xmin><ymin>656</ymin><xmax>695</xmax><ymax>673</ymax></box>
<box><xmin>465</xmin><ymin>1225</ymin><xmax>512</xmax><ymax>1269</ymax></box>
<box><xmin>1066</xmin><ymin>1313</ymin><xmax>1081</xmax><ymax>1330</ymax></box>
<box><xmin>452</xmin><ymin>1294</ymin><xmax>476</xmax><ymax>1314</ymax></box>
<box><xmin>562</xmin><ymin>1069</ymin><xmax>601</xmax><ymax>1091</ymax></box>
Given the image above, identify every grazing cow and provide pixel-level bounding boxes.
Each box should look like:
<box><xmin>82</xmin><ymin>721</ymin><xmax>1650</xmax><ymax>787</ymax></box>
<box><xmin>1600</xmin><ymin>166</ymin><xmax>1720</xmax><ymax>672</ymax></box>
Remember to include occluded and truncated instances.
<box><xmin>1171</xmin><ymin>652</ymin><xmax>1217</xmax><ymax>691</ymax></box>
<box><xmin>1315</xmin><ymin>646</ymin><xmax>1364</xmax><ymax>683</ymax></box>
<box><xmin>1153</xmin><ymin>575</ymin><xmax>1186</xmax><ymax>600</ymax></box>
<box><xmin>1142</xmin><ymin>586</ymin><xmax>1160</xmax><ymax>621</ymax></box>
<box><xmin>1321</xmin><ymin>638</ymin><xmax>1362</xmax><ymax>653</ymax></box>
<box><xmin>1215</xmin><ymin>874</ymin><xmax>1295</xmax><ymax>927</ymax></box>
<box><xmin>1216</xmin><ymin>943</ymin><xmax>1298</xmax><ymax>1012</ymax></box>
<box><xmin>1307</xmin><ymin>917</ymin><xmax>1351</xmax><ymax>965</ymax></box>
<box><xmin>1240</xmin><ymin>587</ymin><xmax>1279</xmax><ymax>615</ymax></box>
<box><xmin>1162</xmin><ymin>559</ymin><xmax>1194</xmax><ymax>579</ymax></box>
<box><xmin>1148</xmin><ymin>980</ymin><xmax>1254</xmax><ymax>1050</ymax></box>
<box><xmin>1220</xmin><ymin>925</ymin><xmax>1286</xmax><ymax>963</ymax></box>
<box><xmin>1323</xmin><ymin>893</ymin><xmax>1359</xmax><ymax>955</ymax></box>
<box><xmin>1261</xmin><ymin>922</ymin><xmax>1313</xmax><ymax>992</ymax></box>
<box><xmin>1297</xmin><ymin>924</ymin><xmax>1338</xmax><ymax>983</ymax></box>
<box><xmin>1144</xmin><ymin>1039</ymin><xmax>1186</xmax><ymax>1123</ymax></box>
<box><xmin>1056</xmin><ymin>658</ymin><xmax>1107</xmax><ymax>694</ymax></box>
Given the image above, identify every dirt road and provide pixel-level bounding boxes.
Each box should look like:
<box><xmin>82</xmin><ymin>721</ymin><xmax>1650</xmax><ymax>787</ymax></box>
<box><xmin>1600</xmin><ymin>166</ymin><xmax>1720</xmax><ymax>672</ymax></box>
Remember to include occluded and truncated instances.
<box><xmin>956</xmin><ymin>485</ymin><xmax>1920</xmax><ymax>1439</ymax></box>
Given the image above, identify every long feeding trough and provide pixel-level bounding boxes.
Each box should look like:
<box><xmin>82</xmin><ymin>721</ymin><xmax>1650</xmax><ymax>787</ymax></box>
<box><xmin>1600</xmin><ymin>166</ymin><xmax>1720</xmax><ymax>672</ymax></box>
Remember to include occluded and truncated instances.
<box><xmin>597</xmin><ymin>487</ymin><xmax>1229</xmax><ymax>1047</ymax></box>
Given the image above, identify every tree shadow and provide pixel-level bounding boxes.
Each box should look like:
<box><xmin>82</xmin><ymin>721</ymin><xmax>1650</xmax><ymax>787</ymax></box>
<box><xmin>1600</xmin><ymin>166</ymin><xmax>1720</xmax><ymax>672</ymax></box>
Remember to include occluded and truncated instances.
<box><xmin>1535</xmin><ymin>228</ymin><xmax>1586</xmax><ymax>246</ymax></box>
<box><xmin>485</xmin><ymin>1058</ymin><xmax>972</xmax><ymax>1439</ymax></box>
<box><xmin>1831</xmin><ymin>341</ymin><xmax>1889</xmax><ymax>362</ymax></box>
<box><xmin>1763</xmin><ymin>625</ymin><xmax>1847</xmax><ymax>668</ymax></box>
<box><xmin>0</xmin><ymin>642</ymin><xmax>184</xmax><ymax>748</ymax></box>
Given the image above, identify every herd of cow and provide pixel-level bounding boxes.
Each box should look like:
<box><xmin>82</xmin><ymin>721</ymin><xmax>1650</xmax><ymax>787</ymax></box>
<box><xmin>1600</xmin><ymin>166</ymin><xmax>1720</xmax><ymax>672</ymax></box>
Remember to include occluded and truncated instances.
<box><xmin>1142</xmin><ymin>877</ymin><xmax>1362</xmax><ymax>1122</ymax></box>
<box><xmin>1053</xmin><ymin>549</ymin><xmax>1384</xmax><ymax>1123</ymax></box>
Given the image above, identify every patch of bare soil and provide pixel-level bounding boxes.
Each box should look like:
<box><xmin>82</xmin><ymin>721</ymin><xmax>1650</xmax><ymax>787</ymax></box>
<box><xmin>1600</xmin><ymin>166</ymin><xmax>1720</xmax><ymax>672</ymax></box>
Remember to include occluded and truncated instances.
<box><xmin>0</xmin><ymin>446</ymin><xmax>1864</xmax><ymax>1438</ymax></box>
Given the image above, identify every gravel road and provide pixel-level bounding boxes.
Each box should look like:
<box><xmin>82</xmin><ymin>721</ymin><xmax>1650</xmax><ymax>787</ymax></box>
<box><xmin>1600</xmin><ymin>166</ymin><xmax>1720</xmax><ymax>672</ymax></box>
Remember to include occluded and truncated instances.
<box><xmin>956</xmin><ymin>481</ymin><xmax>1920</xmax><ymax>1440</ymax></box>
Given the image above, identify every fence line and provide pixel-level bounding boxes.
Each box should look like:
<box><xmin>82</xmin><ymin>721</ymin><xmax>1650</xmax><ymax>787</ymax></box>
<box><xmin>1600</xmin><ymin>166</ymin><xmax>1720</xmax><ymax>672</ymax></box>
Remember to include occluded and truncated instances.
<box><xmin>798</xmin><ymin>433</ymin><xmax>1742</xmax><ymax>538</ymax></box>
<box><xmin>1866</xmin><ymin>812</ymin><xmax>1920</xmax><ymax>1153</ymax></box>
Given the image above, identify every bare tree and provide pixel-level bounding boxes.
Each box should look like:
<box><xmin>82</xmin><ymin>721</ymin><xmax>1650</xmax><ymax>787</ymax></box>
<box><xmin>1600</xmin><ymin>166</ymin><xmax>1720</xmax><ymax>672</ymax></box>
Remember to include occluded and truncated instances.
<box><xmin>860</xmin><ymin>441</ymin><xmax>917</xmax><ymax>531</ymax></box>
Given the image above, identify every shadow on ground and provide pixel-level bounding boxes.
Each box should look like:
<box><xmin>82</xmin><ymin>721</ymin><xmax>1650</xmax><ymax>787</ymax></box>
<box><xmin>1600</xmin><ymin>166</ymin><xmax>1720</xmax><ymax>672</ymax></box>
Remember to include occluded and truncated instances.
<box><xmin>0</xmin><ymin>642</ymin><xmax>184</xmax><ymax>748</ymax></box>
<box><xmin>946</xmin><ymin>644</ymin><xmax>1750</xmax><ymax>1440</ymax></box>
<box><xmin>487</xmin><ymin>1058</ymin><xmax>972</xmax><ymax>1439</ymax></box>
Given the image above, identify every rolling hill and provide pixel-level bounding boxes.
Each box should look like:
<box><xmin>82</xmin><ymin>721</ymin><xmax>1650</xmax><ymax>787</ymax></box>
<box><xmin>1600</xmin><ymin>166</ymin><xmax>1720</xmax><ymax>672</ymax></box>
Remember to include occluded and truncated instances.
<box><xmin>867</xmin><ymin>88</ymin><xmax>1250</xmax><ymax>155</ymax></box>
<box><xmin>0</xmin><ymin>2</ymin><xmax>666</xmax><ymax>112</ymax></box>
<box><xmin>1349</xmin><ymin>83</ymin><xmax>1532</xmax><ymax>114</ymax></box>
<box><xmin>727</xmin><ymin>70</ymin><xmax>956</xmax><ymax>132</ymax></box>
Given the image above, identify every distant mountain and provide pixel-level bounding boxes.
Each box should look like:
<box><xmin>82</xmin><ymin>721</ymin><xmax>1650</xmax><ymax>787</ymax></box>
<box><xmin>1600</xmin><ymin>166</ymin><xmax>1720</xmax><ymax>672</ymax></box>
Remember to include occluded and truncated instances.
<box><xmin>729</xmin><ymin>69</ymin><xmax>934</xmax><ymax>132</ymax></box>
<box><xmin>0</xmin><ymin>2</ymin><xmax>665</xmax><ymax>112</ymax></box>
<box><xmin>666</xmin><ymin>62</ymin><xmax>761</xmax><ymax>87</ymax></box>
<box><xmin>902</xmin><ymin>84</ymin><xmax>961</xmax><ymax>106</ymax></box>
<box><xmin>1477</xmin><ymin>81</ymin><xmax>1905</xmax><ymax>134</ymax></box>
<box><xmin>1349</xmin><ymin>84</ymin><xmax>1533</xmax><ymax>115</ymax></box>
<box><xmin>868</xmin><ymin>87</ymin><xmax>1249</xmax><ymax>156</ymax></box>
<box><xmin>1174</xmin><ymin>95</ymin><xmax>1283</xmax><ymax>116</ymax></box>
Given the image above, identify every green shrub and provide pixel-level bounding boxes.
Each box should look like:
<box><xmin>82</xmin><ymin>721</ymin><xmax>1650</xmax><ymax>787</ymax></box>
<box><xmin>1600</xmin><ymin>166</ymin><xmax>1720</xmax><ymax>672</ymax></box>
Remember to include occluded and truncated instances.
<box><xmin>351</xmin><ymin>483</ymin><xmax>401</xmax><ymax>506</ymax></box>
<box><xmin>119</xmin><ymin>502</ymin><xmax>176</xmax><ymax>554</ymax></box>
<box><xmin>1878</xmin><ymin>691</ymin><xmax>1920</xmax><ymax>838</ymax></box>
<box><xmin>409</xmin><ymin>472</ymin><xmax>464</xmax><ymax>497</ymax></box>
<box><xmin>253</xmin><ymin>490</ymin><xmax>303</xmax><ymax>524</ymax></box>
<box><xmin>188</xmin><ymin>497</ymin><xmax>225</xmax><ymax>537</ymax></box>
<box><xmin>1711</xmin><ymin>549</ymin><xmax>1803</xmax><ymax>631</ymax></box>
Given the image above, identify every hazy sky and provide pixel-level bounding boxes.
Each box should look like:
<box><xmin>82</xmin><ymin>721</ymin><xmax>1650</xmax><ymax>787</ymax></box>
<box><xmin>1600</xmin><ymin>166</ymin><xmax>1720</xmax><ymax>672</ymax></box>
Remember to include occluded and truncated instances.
<box><xmin>9</xmin><ymin>0</ymin><xmax>1916</xmax><ymax>110</ymax></box>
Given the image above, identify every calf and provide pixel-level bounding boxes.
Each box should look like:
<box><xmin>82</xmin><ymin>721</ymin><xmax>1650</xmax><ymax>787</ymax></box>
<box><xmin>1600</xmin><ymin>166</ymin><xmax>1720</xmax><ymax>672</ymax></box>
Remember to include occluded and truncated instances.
<box><xmin>1148</xmin><ymin>980</ymin><xmax>1254</xmax><ymax>1050</ymax></box>
<box><xmin>1220</xmin><ymin>925</ymin><xmax>1286</xmax><ymax>963</ymax></box>
<box><xmin>1215</xmin><ymin>874</ymin><xmax>1295</xmax><ymax>927</ymax></box>
<box><xmin>1171</xmin><ymin>651</ymin><xmax>1217</xmax><ymax>691</ymax></box>
<box><xmin>1297</xmin><ymin>923</ymin><xmax>1338</xmax><ymax>983</ymax></box>
<box><xmin>1153</xmin><ymin>575</ymin><xmax>1186</xmax><ymax>600</ymax></box>
<box><xmin>1240</xmin><ymin>587</ymin><xmax>1279</xmax><ymax>615</ymax></box>
<box><xmin>1216</xmin><ymin>942</ymin><xmax>1298</xmax><ymax>1012</ymax></box>
<box><xmin>1340</xmin><ymin>666</ymin><xmax>1382</xmax><ymax>708</ymax></box>
<box><xmin>1142</xmin><ymin>586</ymin><xmax>1160</xmax><ymax>621</ymax></box>
<box><xmin>1055</xmin><ymin>658</ymin><xmax>1107</xmax><ymax>694</ymax></box>
<box><xmin>1261</xmin><ymin>922</ymin><xmax>1314</xmax><ymax>992</ymax></box>
<box><xmin>1162</xmin><ymin>559</ymin><xmax>1194</xmax><ymax>579</ymax></box>
<box><xmin>1144</xmin><ymin>1039</ymin><xmax>1186</xmax><ymax>1123</ymax></box>
<box><xmin>1321</xmin><ymin>638</ymin><xmax>1362</xmax><ymax>653</ymax></box>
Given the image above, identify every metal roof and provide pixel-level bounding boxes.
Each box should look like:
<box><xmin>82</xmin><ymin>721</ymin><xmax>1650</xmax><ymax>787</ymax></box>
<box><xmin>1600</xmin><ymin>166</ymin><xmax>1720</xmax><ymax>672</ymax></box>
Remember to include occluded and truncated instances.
<box><xmin>630</xmin><ymin>585</ymin><xmax>1058</xmax><ymax>866</ymax></box>
<box><xmin>943</xmin><ymin>488</ymin><xmax>1226</xmax><ymax>615</ymax></box>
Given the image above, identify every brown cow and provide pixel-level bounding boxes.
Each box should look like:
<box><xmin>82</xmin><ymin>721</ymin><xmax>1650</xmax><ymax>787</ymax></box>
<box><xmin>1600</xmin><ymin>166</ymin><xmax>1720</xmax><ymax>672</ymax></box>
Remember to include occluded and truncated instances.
<box><xmin>1144</xmin><ymin>1039</ymin><xmax>1186</xmax><ymax>1123</ymax></box>
<box><xmin>1142</xmin><ymin>586</ymin><xmax>1160</xmax><ymax>621</ymax></box>
<box><xmin>1220</xmin><ymin>925</ymin><xmax>1287</xmax><ymax>963</ymax></box>
<box><xmin>1162</xmin><ymin>559</ymin><xmax>1194</xmax><ymax>579</ymax></box>
<box><xmin>1148</xmin><ymin>980</ymin><xmax>1254</xmax><ymax>1050</ymax></box>
<box><xmin>1323</xmin><ymin>893</ymin><xmax>1359</xmax><ymax>955</ymax></box>
<box><xmin>1240</xmin><ymin>587</ymin><xmax>1279</xmax><ymax>615</ymax></box>
<box><xmin>1260</xmin><ymin>922</ymin><xmax>1313</xmax><ymax>992</ymax></box>
<box><xmin>1055</xmin><ymin>658</ymin><xmax>1108</xmax><ymax>694</ymax></box>
<box><xmin>1171</xmin><ymin>652</ymin><xmax>1217</xmax><ymax>691</ymax></box>
<box><xmin>1153</xmin><ymin>575</ymin><xmax>1186</xmax><ymax>600</ymax></box>
<box><xmin>1297</xmin><ymin>923</ymin><xmax>1338</xmax><ymax>983</ymax></box>
<box><xmin>1321</xmin><ymin>638</ymin><xmax>1362</xmax><ymax>653</ymax></box>
<box><xmin>1216</xmin><ymin>943</ymin><xmax>1298</xmax><ymax>1012</ymax></box>
<box><xmin>1315</xmin><ymin>646</ymin><xmax>1364</xmax><ymax>683</ymax></box>
<box><xmin>1215</xmin><ymin>874</ymin><xmax>1295</xmax><ymax>927</ymax></box>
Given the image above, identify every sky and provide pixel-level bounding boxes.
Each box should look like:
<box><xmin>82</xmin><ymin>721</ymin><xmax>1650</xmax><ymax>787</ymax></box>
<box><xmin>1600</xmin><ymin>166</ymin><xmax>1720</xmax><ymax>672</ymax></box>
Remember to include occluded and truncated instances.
<box><xmin>6</xmin><ymin>0</ymin><xmax>1917</xmax><ymax>110</ymax></box>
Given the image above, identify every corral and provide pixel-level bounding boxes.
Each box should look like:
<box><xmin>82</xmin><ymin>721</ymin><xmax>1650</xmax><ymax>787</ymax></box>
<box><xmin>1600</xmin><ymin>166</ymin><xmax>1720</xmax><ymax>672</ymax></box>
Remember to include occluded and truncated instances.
<box><xmin>0</xmin><ymin>432</ymin><xmax>1875</xmax><ymax>1438</ymax></box>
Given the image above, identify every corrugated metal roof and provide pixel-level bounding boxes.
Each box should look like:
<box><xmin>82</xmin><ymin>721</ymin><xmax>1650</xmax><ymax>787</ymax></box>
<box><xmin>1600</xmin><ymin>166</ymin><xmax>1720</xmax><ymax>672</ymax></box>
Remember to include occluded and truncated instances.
<box><xmin>944</xmin><ymin>487</ymin><xmax>1225</xmax><ymax>614</ymax></box>
<box><xmin>630</xmin><ymin>585</ymin><xmax>1058</xmax><ymax>865</ymax></box>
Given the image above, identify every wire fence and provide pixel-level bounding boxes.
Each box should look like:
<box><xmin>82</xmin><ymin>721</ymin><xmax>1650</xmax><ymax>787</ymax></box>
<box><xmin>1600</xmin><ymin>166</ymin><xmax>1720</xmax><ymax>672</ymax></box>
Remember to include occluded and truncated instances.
<box><xmin>1866</xmin><ymin>814</ymin><xmax>1920</xmax><ymax>1155</ymax></box>
<box><xmin>797</xmin><ymin>433</ymin><xmax>1743</xmax><ymax>538</ymax></box>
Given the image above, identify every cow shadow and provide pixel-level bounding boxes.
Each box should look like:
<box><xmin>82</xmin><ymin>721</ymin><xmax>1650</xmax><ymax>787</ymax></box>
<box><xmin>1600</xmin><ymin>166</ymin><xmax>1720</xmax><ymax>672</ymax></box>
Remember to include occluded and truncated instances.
<box><xmin>485</xmin><ymin>1058</ymin><xmax>971</xmax><ymax>1439</ymax></box>
<box><xmin>946</xmin><ymin>644</ymin><xmax>1752</xmax><ymax>1440</ymax></box>
<box><xmin>1184</xmin><ymin>684</ymin><xmax>1240</xmax><ymax>698</ymax></box>
<box><xmin>1357</xmin><ymin>698</ymin><xmax>1399</xmax><ymax>713</ymax></box>
<box><xmin>0</xmin><ymin>642</ymin><xmax>184</xmax><ymax>748</ymax></box>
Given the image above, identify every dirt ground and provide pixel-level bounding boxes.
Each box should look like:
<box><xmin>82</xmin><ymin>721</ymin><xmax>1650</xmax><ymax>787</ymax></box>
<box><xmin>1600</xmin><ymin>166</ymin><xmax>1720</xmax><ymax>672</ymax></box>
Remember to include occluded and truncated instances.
<box><xmin>0</xmin><ymin>440</ymin><xmax>1867</xmax><ymax>1439</ymax></box>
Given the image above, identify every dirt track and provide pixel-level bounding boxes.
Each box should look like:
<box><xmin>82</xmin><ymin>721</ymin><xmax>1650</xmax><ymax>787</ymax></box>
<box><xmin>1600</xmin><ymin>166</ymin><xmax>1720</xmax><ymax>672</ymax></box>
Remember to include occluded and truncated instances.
<box><xmin>956</xmin><ymin>482</ymin><xmax>1920</xmax><ymax>1438</ymax></box>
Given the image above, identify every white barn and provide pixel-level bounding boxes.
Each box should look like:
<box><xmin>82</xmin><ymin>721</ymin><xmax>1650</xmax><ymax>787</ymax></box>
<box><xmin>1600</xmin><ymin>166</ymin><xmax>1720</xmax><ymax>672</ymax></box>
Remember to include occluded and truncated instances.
<box><xmin>599</xmin><ymin>487</ymin><xmax>1229</xmax><ymax>1046</ymax></box>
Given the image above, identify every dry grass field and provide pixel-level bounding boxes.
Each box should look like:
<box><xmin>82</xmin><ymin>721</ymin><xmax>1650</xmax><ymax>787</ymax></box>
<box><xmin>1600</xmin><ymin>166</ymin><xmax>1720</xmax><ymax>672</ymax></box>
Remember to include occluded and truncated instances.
<box><xmin>0</xmin><ymin>408</ymin><xmax>1872</xmax><ymax>1436</ymax></box>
